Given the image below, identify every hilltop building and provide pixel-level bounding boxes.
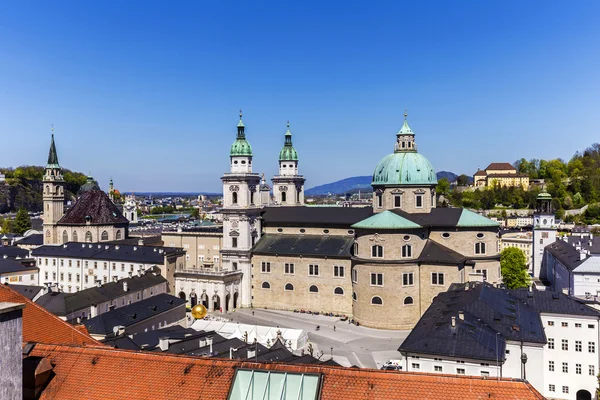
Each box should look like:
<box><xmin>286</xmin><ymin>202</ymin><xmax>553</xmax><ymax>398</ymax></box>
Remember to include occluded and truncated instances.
<box><xmin>174</xmin><ymin>112</ymin><xmax>501</xmax><ymax>330</ymax></box>
<box><xmin>42</xmin><ymin>134</ymin><xmax>130</xmax><ymax>245</ymax></box>
<box><xmin>473</xmin><ymin>162</ymin><xmax>530</xmax><ymax>189</ymax></box>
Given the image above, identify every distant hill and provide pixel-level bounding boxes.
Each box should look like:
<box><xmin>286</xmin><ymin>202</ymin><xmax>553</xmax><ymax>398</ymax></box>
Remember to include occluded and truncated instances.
<box><xmin>305</xmin><ymin>171</ymin><xmax>468</xmax><ymax>195</ymax></box>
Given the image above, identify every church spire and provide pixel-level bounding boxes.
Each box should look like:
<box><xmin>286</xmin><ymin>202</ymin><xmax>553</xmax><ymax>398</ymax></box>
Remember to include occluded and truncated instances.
<box><xmin>47</xmin><ymin>128</ymin><xmax>60</xmax><ymax>168</ymax></box>
<box><xmin>279</xmin><ymin>121</ymin><xmax>298</xmax><ymax>161</ymax></box>
<box><xmin>394</xmin><ymin>110</ymin><xmax>417</xmax><ymax>153</ymax></box>
<box><xmin>237</xmin><ymin>109</ymin><xmax>245</xmax><ymax>138</ymax></box>
<box><xmin>284</xmin><ymin>121</ymin><xmax>293</xmax><ymax>146</ymax></box>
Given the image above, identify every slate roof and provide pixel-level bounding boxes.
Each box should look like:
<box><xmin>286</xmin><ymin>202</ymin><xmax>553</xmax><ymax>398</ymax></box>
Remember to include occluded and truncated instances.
<box><xmin>400</xmin><ymin>282</ymin><xmax>546</xmax><ymax>362</ymax></box>
<box><xmin>0</xmin><ymin>284</ymin><xmax>100</xmax><ymax>346</ymax></box>
<box><xmin>545</xmin><ymin>239</ymin><xmax>585</xmax><ymax>271</ymax></box>
<box><xmin>0</xmin><ymin>257</ymin><xmax>38</xmax><ymax>274</ymax></box>
<box><xmin>58</xmin><ymin>189</ymin><xmax>129</xmax><ymax>225</ymax></box>
<box><xmin>0</xmin><ymin>245</ymin><xmax>30</xmax><ymax>258</ymax></box>
<box><xmin>32</xmin><ymin>242</ymin><xmax>181</xmax><ymax>264</ymax></box>
<box><xmin>417</xmin><ymin>240</ymin><xmax>467</xmax><ymax>265</ymax></box>
<box><xmin>15</xmin><ymin>233</ymin><xmax>43</xmax><ymax>246</ymax></box>
<box><xmin>510</xmin><ymin>288</ymin><xmax>600</xmax><ymax>317</ymax></box>
<box><xmin>262</xmin><ymin>206</ymin><xmax>373</xmax><ymax>227</ymax></box>
<box><xmin>5</xmin><ymin>284</ymin><xmax>44</xmax><ymax>300</ymax></box>
<box><xmin>35</xmin><ymin>272</ymin><xmax>167</xmax><ymax>316</ymax></box>
<box><xmin>28</xmin><ymin>343</ymin><xmax>545</xmax><ymax>400</ymax></box>
<box><xmin>485</xmin><ymin>162</ymin><xmax>515</xmax><ymax>171</ymax></box>
<box><xmin>83</xmin><ymin>293</ymin><xmax>186</xmax><ymax>335</ymax></box>
<box><xmin>252</xmin><ymin>234</ymin><xmax>354</xmax><ymax>258</ymax></box>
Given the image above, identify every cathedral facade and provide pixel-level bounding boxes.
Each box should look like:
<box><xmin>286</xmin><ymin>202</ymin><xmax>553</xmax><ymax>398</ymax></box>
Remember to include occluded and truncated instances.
<box><xmin>174</xmin><ymin>112</ymin><xmax>501</xmax><ymax>330</ymax></box>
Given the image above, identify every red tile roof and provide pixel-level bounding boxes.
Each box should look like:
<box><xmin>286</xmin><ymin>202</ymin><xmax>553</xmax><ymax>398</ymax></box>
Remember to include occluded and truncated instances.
<box><xmin>485</xmin><ymin>162</ymin><xmax>516</xmax><ymax>171</ymax></box>
<box><xmin>30</xmin><ymin>343</ymin><xmax>545</xmax><ymax>400</ymax></box>
<box><xmin>0</xmin><ymin>284</ymin><xmax>101</xmax><ymax>346</ymax></box>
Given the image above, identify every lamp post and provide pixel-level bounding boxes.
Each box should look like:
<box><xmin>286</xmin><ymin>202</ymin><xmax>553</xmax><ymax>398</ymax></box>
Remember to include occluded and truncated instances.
<box><xmin>520</xmin><ymin>352</ymin><xmax>528</xmax><ymax>380</ymax></box>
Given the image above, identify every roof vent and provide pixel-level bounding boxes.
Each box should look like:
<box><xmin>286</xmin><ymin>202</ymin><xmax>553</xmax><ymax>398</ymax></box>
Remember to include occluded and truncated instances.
<box><xmin>458</xmin><ymin>311</ymin><xmax>464</xmax><ymax>321</ymax></box>
<box><xmin>451</xmin><ymin>316</ymin><xmax>456</xmax><ymax>327</ymax></box>
<box><xmin>2</xmin><ymin>254</ymin><xmax>6</xmax><ymax>259</ymax></box>
<box><xmin>105</xmin><ymin>245</ymin><xmax>109</xmax><ymax>250</ymax></box>
<box><xmin>63</xmin><ymin>244</ymin><xmax>67</xmax><ymax>248</ymax></box>
<box><xmin>133</xmin><ymin>247</ymin><xmax>137</xmax><ymax>251</ymax></box>
<box><xmin>115</xmin><ymin>245</ymin><xmax>120</xmax><ymax>250</ymax></box>
<box><xmin>82</xmin><ymin>244</ymin><xmax>85</xmax><ymax>248</ymax></box>
<box><xmin>158</xmin><ymin>337</ymin><xmax>169</xmax><ymax>351</ymax></box>
<box><xmin>153</xmin><ymin>248</ymin><xmax>157</xmax><ymax>252</ymax></box>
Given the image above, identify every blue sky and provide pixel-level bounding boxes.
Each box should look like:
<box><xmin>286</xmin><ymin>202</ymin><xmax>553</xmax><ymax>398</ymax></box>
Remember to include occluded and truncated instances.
<box><xmin>1</xmin><ymin>1</ymin><xmax>599</xmax><ymax>192</ymax></box>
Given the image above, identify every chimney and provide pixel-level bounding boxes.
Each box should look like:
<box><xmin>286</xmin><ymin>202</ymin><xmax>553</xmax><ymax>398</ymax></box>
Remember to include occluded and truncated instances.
<box><xmin>158</xmin><ymin>337</ymin><xmax>169</xmax><ymax>351</ymax></box>
<box><xmin>137</xmin><ymin>270</ymin><xmax>142</xmax><ymax>277</ymax></box>
<box><xmin>451</xmin><ymin>316</ymin><xmax>456</xmax><ymax>327</ymax></box>
<box><xmin>138</xmin><ymin>239</ymin><xmax>144</xmax><ymax>246</ymax></box>
<box><xmin>562</xmin><ymin>288</ymin><xmax>569</xmax><ymax>295</ymax></box>
<box><xmin>112</xmin><ymin>276</ymin><xmax>118</xmax><ymax>283</ymax></box>
<box><xmin>207</xmin><ymin>336</ymin><xmax>213</xmax><ymax>354</ymax></box>
<box><xmin>0</xmin><ymin>302</ymin><xmax>26</xmax><ymax>400</ymax></box>
<box><xmin>199</xmin><ymin>338</ymin><xmax>206</xmax><ymax>348</ymax></box>
<box><xmin>458</xmin><ymin>311</ymin><xmax>464</xmax><ymax>321</ymax></box>
<box><xmin>2</xmin><ymin>254</ymin><xmax>7</xmax><ymax>259</ymax></box>
<box><xmin>96</xmin><ymin>280</ymin><xmax>101</xmax><ymax>288</ymax></box>
<box><xmin>133</xmin><ymin>246</ymin><xmax>138</xmax><ymax>251</ymax></box>
<box><xmin>123</xmin><ymin>281</ymin><xmax>128</xmax><ymax>292</ymax></box>
<box><xmin>115</xmin><ymin>245</ymin><xmax>120</xmax><ymax>250</ymax></box>
<box><xmin>128</xmin><ymin>271</ymin><xmax>132</xmax><ymax>278</ymax></box>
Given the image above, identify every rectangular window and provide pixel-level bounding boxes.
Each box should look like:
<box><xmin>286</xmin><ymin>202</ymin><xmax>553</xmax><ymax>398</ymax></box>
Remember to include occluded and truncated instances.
<box><xmin>590</xmin><ymin>365</ymin><xmax>595</xmax><ymax>376</ymax></box>
<box><xmin>121</xmin><ymin>264</ymin><xmax>125</xmax><ymax>272</ymax></box>
<box><xmin>60</xmin><ymin>273</ymin><xmax>64</xmax><ymax>281</ymax></box>
<box><xmin>333</xmin><ymin>265</ymin><xmax>345</xmax><ymax>277</ymax></box>
<box><xmin>562</xmin><ymin>362</ymin><xmax>568</xmax><ymax>373</ymax></box>
<box><xmin>589</xmin><ymin>324</ymin><xmax>595</xmax><ymax>329</ymax></box>
<box><xmin>562</xmin><ymin>322</ymin><xmax>568</xmax><ymax>327</ymax></box>
<box><xmin>85</xmin><ymin>275</ymin><xmax>88</xmax><ymax>283</ymax></box>
<box><xmin>576</xmin><ymin>364</ymin><xmax>582</xmax><ymax>374</ymax></box>
<box><xmin>44</xmin><ymin>271</ymin><xmax>49</xmax><ymax>280</ymax></box>
<box><xmin>434</xmin><ymin>366</ymin><xmax>442</xmax><ymax>372</ymax></box>
<box><xmin>394</xmin><ymin>195</ymin><xmax>401</xmax><ymax>208</ymax></box>
<box><xmin>475</xmin><ymin>269</ymin><xmax>488</xmax><ymax>280</ymax></box>
<box><xmin>576</xmin><ymin>341</ymin><xmax>582</xmax><ymax>352</ymax></box>
<box><xmin>103</xmin><ymin>262</ymin><xmax>107</xmax><ymax>270</ymax></box>
<box><xmin>475</xmin><ymin>242</ymin><xmax>487</xmax><ymax>254</ymax></box>
<box><xmin>562</xmin><ymin>386</ymin><xmax>569</xmax><ymax>394</ymax></box>
<box><xmin>403</xmin><ymin>272</ymin><xmax>414</xmax><ymax>286</ymax></box>
<box><xmin>549</xmin><ymin>361</ymin><xmax>554</xmax><ymax>371</ymax></box>
<box><xmin>68</xmin><ymin>260</ymin><xmax>72</xmax><ymax>267</ymax></box>
<box><xmin>431</xmin><ymin>273</ymin><xmax>444</xmax><ymax>286</ymax></box>
<box><xmin>411</xmin><ymin>363</ymin><xmax>420</xmax><ymax>370</ymax></box>
<box><xmin>480</xmin><ymin>371</ymin><xmax>489</xmax><ymax>377</ymax></box>
<box><xmin>370</xmin><ymin>273</ymin><xmax>383</xmax><ymax>286</ymax></box>
<box><xmin>284</xmin><ymin>263</ymin><xmax>295</xmax><ymax>275</ymax></box>
<box><xmin>549</xmin><ymin>384</ymin><xmax>555</xmax><ymax>392</ymax></box>
<box><xmin>103</xmin><ymin>276</ymin><xmax>108</xmax><ymax>283</ymax></box>
<box><xmin>52</xmin><ymin>272</ymin><xmax>56</xmax><ymax>280</ymax></box>
<box><xmin>94</xmin><ymin>262</ymin><xmax>97</xmax><ymax>269</ymax></box>
<box><xmin>232</xmin><ymin>237</ymin><xmax>238</xmax><ymax>248</ymax></box>
<box><xmin>371</xmin><ymin>245</ymin><xmax>383</xmax><ymax>258</ymax></box>
<box><xmin>589</xmin><ymin>342</ymin><xmax>596</xmax><ymax>353</ymax></box>
<box><xmin>352</xmin><ymin>269</ymin><xmax>357</xmax><ymax>283</ymax></box>
<box><xmin>576</xmin><ymin>323</ymin><xmax>582</xmax><ymax>328</ymax></box>
<box><xmin>548</xmin><ymin>338</ymin><xmax>554</xmax><ymax>349</ymax></box>
<box><xmin>376</xmin><ymin>193</ymin><xmax>382</xmax><ymax>208</ymax></box>
<box><xmin>309</xmin><ymin>264</ymin><xmax>319</xmax><ymax>276</ymax></box>
<box><xmin>456</xmin><ymin>368</ymin><xmax>465</xmax><ymax>375</ymax></box>
<box><xmin>562</xmin><ymin>339</ymin><xmax>568</xmax><ymax>351</ymax></box>
<box><xmin>60</xmin><ymin>260</ymin><xmax>64</xmax><ymax>267</ymax></box>
<box><xmin>548</xmin><ymin>321</ymin><xmax>554</xmax><ymax>326</ymax></box>
<box><xmin>68</xmin><ymin>273</ymin><xmax>72</xmax><ymax>282</ymax></box>
<box><xmin>415</xmin><ymin>194</ymin><xmax>423</xmax><ymax>208</ymax></box>
<box><xmin>261</xmin><ymin>262</ymin><xmax>271</xmax><ymax>273</ymax></box>
<box><xmin>45</xmin><ymin>259</ymin><xmax>48</xmax><ymax>266</ymax></box>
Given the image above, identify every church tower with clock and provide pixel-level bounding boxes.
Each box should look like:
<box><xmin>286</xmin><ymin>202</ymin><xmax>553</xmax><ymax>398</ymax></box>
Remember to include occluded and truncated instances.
<box><xmin>532</xmin><ymin>192</ymin><xmax>557</xmax><ymax>278</ymax></box>
<box><xmin>220</xmin><ymin>111</ymin><xmax>262</xmax><ymax>307</ymax></box>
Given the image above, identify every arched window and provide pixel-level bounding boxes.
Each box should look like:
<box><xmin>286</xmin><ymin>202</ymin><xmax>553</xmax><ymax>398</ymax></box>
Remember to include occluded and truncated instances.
<box><xmin>404</xmin><ymin>296</ymin><xmax>414</xmax><ymax>305</ymax></box>
<box><xmin>115</xmin><ymin>230</ymin><xmax>122</xmax><ymax>240</ymax></box>
<box><xmin>309</xmin><ymin>285</ymin><xmax>319</xmax><ymax>293</ymax></box>
<box><xmin>475</xmin><ymin>242</ymin><xmax>486</xmax><ymax>254</ymax></box>
<box><xmin>232</xmin><ymin>192</ymin><xmax>238</xmax><ymax>205</ymax></box>
<box><xmin>261</xmin><ymin>282</ymin><xmax>270</xmax><ymax>289</ymax></box>
<box><xmin>85</xmin><ymin>231</ymin><xmax>92</xmax><ymax>242</ymax></box>
<box><xmin>281</xmin><ymin>191</ymin><xmax>287</xmax><ymax>203</ymax></box>
<box><xmin>62</xmin><ymin>231</ymin><xmax>68</xmax><ymax>243</ymax></box>
<box><xmin>371</xmin><ymin>296</ymin><xmax>383</xmax><ymax>305</ymax></box>
<box><xmin>402</xmin><ymin>244</ymin><xmax>412</xmax><ymax>258</ymax></box>
<box><xmin>352</xmin><ymin>292</ymin><xmax>357</xmax><ymax>301</ymax></box>
<box><xmin>334</xmin><ymin>287</ymin><xmax>344</xmax><ymax>295</ymax></box>
<box><xmin>285</xmin><ymin>283</ymin><xmax>294</xmax><ymax>291</ymax></box>
<box><xmin>72</xmin><ymin>231</ymin><xmax>78</xmax><ymax>242</ymax></box>
<box><xmin>371</xmin><ymin>245</ymin><xmax>383</xmax><ymax>258</ymax></box>
<box><xmin>101</xmin><ymin>231</ymin><xmax>109</xmax><ymax>241</ymax></box>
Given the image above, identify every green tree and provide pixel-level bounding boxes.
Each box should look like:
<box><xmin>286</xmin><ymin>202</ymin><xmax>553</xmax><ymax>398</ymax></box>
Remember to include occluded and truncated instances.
<box><xmin>13</xmin><ymin>208</ymin><xmax>32</xmax><ymax>235</ymax></box>
<box><xmin>456</xmin><ymin>174</ymin><xmax>470</xmax><ymax>186</ymax></box>
<box><xmin>190</xmin><ymin>208</ymin><xmax>200</xmax><ymax>219</ymax></box>
<box><xmin>436</xmin><ymin>178</ymin><xmax>450</xmax><ymax>196</ymax></box>
<box><xmin>1</xmin><ymin>218</ymin><xmax>12</xmax><ymax>234</ymax></box>
<box><xmin>500</xmin><ymin>247</ymin><xmax>530</xmax><ymax>289</ymax></box>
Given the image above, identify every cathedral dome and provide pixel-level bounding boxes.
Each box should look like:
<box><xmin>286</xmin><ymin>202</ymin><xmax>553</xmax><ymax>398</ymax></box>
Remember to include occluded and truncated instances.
<box><xmin>230</xmin><ymin>111</ymin><xmax>253</xmax><ymax>157</ymax></box>
<box><xmin>371</xmin><ymin>115</ymin><xmax>437</xmax><ymax>186</ymax></box>
<box><xmin>279</xmin><ymin>122</ymin><xmax>298</xmax><ymax>161</ymax></box>
<box><xmin>79</xmin><ymin>175</ymin><xmax>100</xmax><ymax>194</ymax></box>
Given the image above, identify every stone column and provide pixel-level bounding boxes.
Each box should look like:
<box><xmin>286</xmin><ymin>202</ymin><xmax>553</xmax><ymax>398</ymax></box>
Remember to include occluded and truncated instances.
<box><xmin>219</xmin><ymin>285</ymin><xmax>226</xmax><ymax>313</ymax></box>
<box><xmin>227</xmin><ymin>286</ymin><xmax>234</xmax><ymax>311</ymax></box>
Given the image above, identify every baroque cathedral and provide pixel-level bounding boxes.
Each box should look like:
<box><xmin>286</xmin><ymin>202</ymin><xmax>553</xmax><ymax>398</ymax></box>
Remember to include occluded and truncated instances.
<box><xmin>176</xmin><ymin>112</ymin><xmax>501</xmax><ymax>329</ymax></box>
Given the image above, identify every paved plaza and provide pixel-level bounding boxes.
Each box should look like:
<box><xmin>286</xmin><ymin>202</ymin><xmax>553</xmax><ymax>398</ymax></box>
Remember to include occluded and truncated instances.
<box><xmin>205</xmin><ymin>308</ymin><xmax>409</xmax><ymax>369</ymax></box>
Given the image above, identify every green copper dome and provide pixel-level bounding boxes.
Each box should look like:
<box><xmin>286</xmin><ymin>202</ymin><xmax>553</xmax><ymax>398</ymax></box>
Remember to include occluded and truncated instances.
<box><xmin>230</xmin><ymin>111</ymin><xmax>253</xmax><ymax>157</ymax></box>
<box><xmin>372</xmin><ymin>115</ymin><xmax>437</xmax><ymax>186</ymax></box>
<box><xmin>279</xmin><ymin>122</ymin><xmax>298</xmax><ymax>161</ymax></box>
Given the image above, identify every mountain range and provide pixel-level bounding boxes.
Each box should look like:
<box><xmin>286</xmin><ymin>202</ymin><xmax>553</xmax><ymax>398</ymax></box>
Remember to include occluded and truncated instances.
<box><xmin>305</xmin><ymin>171</ymin><xmax>463</xmax><ymax>195</ymax></box>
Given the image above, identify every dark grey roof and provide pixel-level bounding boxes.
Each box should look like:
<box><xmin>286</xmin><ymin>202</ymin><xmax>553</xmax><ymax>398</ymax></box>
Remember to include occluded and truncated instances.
<box><xmin>35</xmin><ymin>272</ymin><xmax>167</xmax><ymax>316</ymax></box>
<box><xmin>0</xmin><ymin>246</ymin><xmax>30</xmax><ymax>258</ymax></box>
<box><xmin>83</xmin><ymin>293</ymin><xmax>186</xmax><ymax>335</ymax></box>
<box><xmin>417</xmin><ymin>240</ymin><xmax>466</xmax><ymax>265</ymax></box>
<box><xmin>261</xmin><ymin>206</ymin><xmax>373</xmax><ymax>228</ymax></box>
<box><xmin>0</xmin><ymin>258</ymin><xmax>38</xmax><ymax>274</ymax></box>
<box><xmin>129</xmin><ymin>325</ymin><xmax>202</xmax><ymax>349</ymax></box>
<box><xmin>58</xmin><ymin>189</ymin><xmax>129</xmax><ymax>225</ymax></box>
<box><xmin>108</xmin><ymin>235</ymin><xmax>164</xmax><ymax>246</ymax></box>
<box><xmin>32</xmin><ymin>242</ymin><xmax>182</xmax><ymax>264</ymax></box>
<box><xmin>5</xmin><ymin>284</ymin><xmax>44</xmax><ymax>300</ymax></box>
<box><xmin>15</xmin><ymin>234</ymin><xmax>43</xmax><ymax>246</ymax></box>
<box><xmin>100</xmin><ymin>334</ymin><xmax>141</xmax><ymax>350</ymax></box>
<box><xmin>510</xmin><ymin>288</ymin><xmax>600</xmax><ymax>317</ymax></box>
<box><xmin>252</xmin><ymin>234</ymin><xmax>353</xmax><ymax>258</ymax></box>
<box><xmin>546</xmin><ymin>239</ymin><xmax>585</xmax><ymax>271</ymax></box>
<box><xmin>400</xmin><ymin>282</ymin><xmax>546</xmax><ymax>362</ymax></box>
<box><xmin>566</xmin><ymin>235</ymin><xmax>600</xmax><ymax>255</ymax></box>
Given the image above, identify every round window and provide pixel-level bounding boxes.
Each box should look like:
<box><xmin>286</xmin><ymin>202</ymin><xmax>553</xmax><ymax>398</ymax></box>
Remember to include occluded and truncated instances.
<box><xmin>241</xmin><ymin>160</ymin><xmax>246</xmax><ymax>164</ymax></box>
<box><xmin>476</xmin><ymin>233</ymin><xmax>485</xmax><ymax>239</ymax></box>
<box><xmin>543</xmin><ymin>219</ymin><xmax>548</xmax><ymax>225</ymax></box>
<box><xmin>403</xmin><ymin>235</ymin><xmax>410</xmax><ymax>241</ymax></box>
<box><xmin>233</xmin><ymin>160</ymin><xmax>238</xmax><ymax>164</ymax></box>
<box><xmin>348</xmin><ymin>229</ymin><xmax>355</xmax><ymax>235</ymax></box>
<box><xmin>323</xmin><ymin>229</ymin><xmax>330</xmax><ymax>234</ymax></box>
<box><xmin>442</xmin><ymin>232</ymin><xmax>450</xmax><ymax>239</ymax></box>
<box><xmin>277</xmin><ymin>228</ymin><xmax>283</xmax><ymax>233</ymax></box>
<box><xmin>300</xmin><ymin>229</ymin><xmax>306</xmax><ymax>233</ymax></box>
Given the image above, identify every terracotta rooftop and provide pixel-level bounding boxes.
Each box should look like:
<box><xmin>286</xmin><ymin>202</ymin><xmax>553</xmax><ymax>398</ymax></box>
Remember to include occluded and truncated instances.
<box><xmin>485</xmin><ymin>162</ymin><xmax>516</xmax><ymax>171</ymax></box>
<box><xmin>28</xmin><ymin>343</ymin><xmax>545</xmax><ymax>400</ymax></box>
<box><xmin>0</xmin><ymin>284</ymin><xmax>100</xmax><ymax>346</ymax></box>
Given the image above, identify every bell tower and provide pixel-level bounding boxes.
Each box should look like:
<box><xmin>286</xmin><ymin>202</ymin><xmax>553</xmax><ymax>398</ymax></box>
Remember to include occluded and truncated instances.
<box><xmin>272</xmin><ymin>121</ymin><xmax>305</xmax><ymax>206</ymax></box>
<box><xmin>43</xmin><ymin>131</ymin><xmax>65</xmax><ymax>245</ymax></box>
<box><xmin>532</xmin><ymin>192</ymin><xmax>556</xmax><ymax>278</ymax></box>
<box><xmin>221</xmin><ymin>111</ymin><xmax>262</xmax><ymax>307</ymax></box>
